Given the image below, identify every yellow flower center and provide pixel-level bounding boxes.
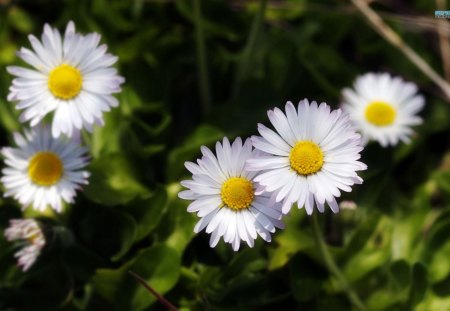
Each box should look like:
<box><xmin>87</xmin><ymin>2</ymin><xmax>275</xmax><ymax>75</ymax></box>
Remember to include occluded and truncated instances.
<box><xmin>220</xmin><ymin>177</ymin><xmax>254</xmax><ymax>210</ymax></box>
<box><xmin>28</xmin><ymin>152</ymin><xmax>63</xmax><ymax>186</ymax></box>
<box><xmin>289</xmin><ymin>141</ymin><xmax>324</xmax><ymax>175</ymax></box>
<box><xmin>48</xmin><ymin>64</ymin><xmax>83</xmax><ymax>99</ymax></box>
<box><xmin>365</xmin><ymin>101</ymin><xmax>396</xmax><ymax>126</ymax></box>
<box><xmin>28</xmin><ymin>232</ymin><xmax>42</xmax><ymax>245</ymax></box>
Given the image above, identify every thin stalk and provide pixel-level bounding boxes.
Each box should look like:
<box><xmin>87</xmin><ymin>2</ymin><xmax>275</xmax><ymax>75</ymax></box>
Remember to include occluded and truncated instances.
<box><xmin>128</xmin><ymin>270</ymin><xmax>178</xmax><ymax>311</ymax></box>
<box><xmin>311</xmin><ymin>213</ymin><xmax>367</xmax><ymax>311</ymax></box>
<box><xmin>232</xmin><ymin>0</ymin><xmax>268</xmax><ymax>97</ymax></box>
<box><xmin>132</xmin><ymin>0</ymin><xmax>144</xmax><ymax>19</ymax></box>
<box><xmin>193</xmin><ymin>0</ymin><xmax>211</xmax><ymax>114</ymax></box>
<box><xmin>180</xmin><ymin>266</ymin><xmax>200</xmax><ymax>282</ymax></box>
<box><xmin>351</xmin><ymin>0</ymin><xmax>450</xmax><ymax>100</ymax></box>
<box><xmin>436</xmin><ymin>0</ymin><xmax>450</xmax><ymax>81</ymax></box>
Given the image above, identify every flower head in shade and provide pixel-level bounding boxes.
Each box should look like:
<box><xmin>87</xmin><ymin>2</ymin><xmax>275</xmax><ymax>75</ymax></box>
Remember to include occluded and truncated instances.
<box><xmin>178</xmin><ymin>137</ymin><xmax>284</xmax><ymax>251</ymax></box>
<box><xmin>5</xmin><ymin>219</ymin><xmax>45</xmax><ymax>271</ymax></box>
<box><xmin>246</xmin><ymin>99</ymin><xmax>367</xmax><ymax>215</ymax></box>
<box><xmin>341</xmin><ymin>72</ymin><xmax>424</xmax><ymax>147</ymax></box>
<box><xmin>7</xmin><ymin>21</ymin><xmax>125</xmax><ymax>138</ymax></box>
<box><xmin>1</xmin><ymin>126</ymin><xmax>90</xmax><ymax>212</ymax></box>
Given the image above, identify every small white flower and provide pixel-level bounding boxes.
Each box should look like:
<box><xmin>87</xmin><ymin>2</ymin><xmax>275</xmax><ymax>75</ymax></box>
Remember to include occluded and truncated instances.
<box><xmin>342</xmin><ymin>72</ymin><xmax>424</xmax><ymax>147</ymax></box>
<box><xmin>7</xmin><ymin>21</ymin><xmax>125</xmax><ymax>138</ymax></box>
<box><xmin>5</xmin><ymin>219</ymin><xmax>45</xmax><ymax>271</ymax></box>
<box><xmin>178</xmin><ymin>137</ymin><xmax>284</xmax><ymax>251</ymax></box>
<box><xmin>246</xmin><ymin>99</ymin><xmax>367</xmax><ymax>215</ymax></box>
<box><xmin>1</xmin><ymin>126</ymin><xmax>90</xmax><ymax>212</ymax></box>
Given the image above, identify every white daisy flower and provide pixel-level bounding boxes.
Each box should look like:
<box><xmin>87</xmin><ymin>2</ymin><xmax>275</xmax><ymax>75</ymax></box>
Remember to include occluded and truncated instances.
<box><xmin>7</xmin><ymin>21</ymin><xmax>125</xmax><ymax>138</ymax></box>
<box><xmin>1</xmin><ymin>126</ymin><xmax>90</xmax><ymax>212</ymax></box>
<box><xmin>246</xmin><ymin>99</ymin><xmax>367</xmax><ymax>215</ymax></box>
<box><xmin>342</xmin><ymin>72</ymin><xmax>424</xmax><ymax>147</ymax></box>
<box><xmin>178</xmin><ymin>137</ymin><xmax>284</xmax><ymax>251</ymax></box>
<box><xmin>5</xmin><ymin>218</ymin><xmax>46</xmax><ymax>271</ymax></box>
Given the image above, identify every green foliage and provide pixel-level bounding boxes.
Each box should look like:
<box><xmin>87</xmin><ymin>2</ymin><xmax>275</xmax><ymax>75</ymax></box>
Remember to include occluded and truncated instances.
<box><xmin>0</xmin><ymin>0</ymin><xmax>449</xmax><ymax>310</ymax></box>
<box><xmin>91</xmin><ymin>244</ymin><xmax>181</xmax><ymax>310</ymax></box>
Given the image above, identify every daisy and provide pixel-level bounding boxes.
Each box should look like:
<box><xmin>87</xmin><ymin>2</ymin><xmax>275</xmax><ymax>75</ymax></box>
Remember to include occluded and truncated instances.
<box><xmin>341</xmin><ymin>72</ymin><xmax>424</xmax><ymax>147</ymax></box>
<box><xmin>7</xmin><ymin>21</ymin><xmax>125</xmax><ymax>138</ymax></box>
<box><xmin>246</xmin><ymin>99</ymin><xmax>367</xmax><ymax>215</ymax></box>
<box><xmin>178</xmin><ymin>137</ymin><xmax>284</xmax><ymax>251</ymax></box>
<box><xmin>5</xmin><ymin>218</ymin><xmax>46</xmax><ymax>271</ymax></box>
<box><xmin>1</xmin><ymin>126</ymin><xmax>90</xmax><ymax>212</ymax></box>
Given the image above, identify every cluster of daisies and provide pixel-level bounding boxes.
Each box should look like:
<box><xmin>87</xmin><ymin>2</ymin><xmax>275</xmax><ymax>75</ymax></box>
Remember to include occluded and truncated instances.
<box><xmin>3</xmin><ymin>21</ymin><xmax>124</xmax><ymax>271</ymax></box>
<box><xmin>2</xmin><ymin>21</ymin><xmax>426</xmax><ymax>270</ymax></box>
<box><xmin>179</xmin><ymin>74</ymin><xmax>424</xmax><ymax>251</ymax></box>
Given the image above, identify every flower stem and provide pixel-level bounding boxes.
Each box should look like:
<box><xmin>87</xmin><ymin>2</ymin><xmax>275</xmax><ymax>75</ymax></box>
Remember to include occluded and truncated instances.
<box><xmin>311</xmin><ymin>213</ymin><xmax>367</xmax><ymax>311</ymax></box>
<box><xmin>436</xmin><ymin>0</ymin><xmax>450</xmax><ymax>81</ymax></box>
<box><xmin>193</xmin><ymin>0</ymin><xmax>211</xmax><ymax>115</ymax></box>
<box><xmin>128</xmin><ymin>270</ymin><xmax>178</xmax><ymax>311</ymax></box>
<box><xmin>232</xmin><ymin>0</ymin><xmax>267</xmax><ymax>97</ymax></box>
<box><xmin>350</xmin><ymin>0</ymin><xmax>450</xmax><ymax>100</ymax></box>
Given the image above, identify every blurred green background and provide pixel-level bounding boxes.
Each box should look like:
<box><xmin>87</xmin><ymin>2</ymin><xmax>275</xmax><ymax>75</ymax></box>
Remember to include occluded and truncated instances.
<box><xmin>1</xmin><ymin>0</ymin><xmax>450</xmax><ymax>310</ymax></box>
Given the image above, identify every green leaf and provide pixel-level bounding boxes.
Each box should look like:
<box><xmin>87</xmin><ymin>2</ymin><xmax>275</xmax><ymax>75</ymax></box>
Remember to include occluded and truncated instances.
<box><xmin>7</xmin><ymin>7</ymin><xmax>34</xmax><ymax>33</ymax></box>
<box><xmin>84</xmin><ymin>154</ymin><xmax>149</xmax><ymax>206</ymax></box>
<box><xmin>415</xmin><ymin>293</ymin><xmax>450</xmax><ymax>311</ymax></box>
<box><xmin>126</xmin><ymin>187</ymin><xmax>169</xmax><ymax>241</ymax></box>
<box><xmin>366</xmin><ymin>289</ymin><xmax>403</xmax><ymax>311</ymax></box>
<box><xmin>131</xmin><ymin>104</ymin><xmax>172</xmax><ymax>137</ymax></box>
<box><xmin>0</xmin><ymin>261</ymin><xmax>73</xmax><ymax>309</ymax></box>
<box><xmin>433</xmin><ymin>170</ymin><xmax>450</xmax><ymax>195</ymax></box>
<box><xmin>167</xmin><ymin>124</ymin><xmax>225</xmax><ymax>181</ymax></box>
<box><xmin>163</xmin><ymin>183</ymin><xmax>197</xmax><ymax>253</ymax></box>
<box><xmin>390</xmin><ymin>260</ymin><xmax>411</xmax><ymax>290</ymax></box>
<box><xmin>119</xmin><ymin>87</ymin><xmax>144</xmax><ymax>116</ymax></box>
<box><xmin>0</xmin><ymin>100</ymin><xmax>20</xmax><ymax>132</ymax></box>
<box><xmin>342</xmin><ymin>216</ymin><xmax>392</xmax><ymax>283</ymax></box>
<box><xmin>111</xmin><ymin>214</ymin><xmax>138</xmax><ymax>261</ymax></box>
<box><xmin>0</xmin><ymin>42</ymin><xmax>17</xmax><ymax>65</ymax></box>
<box><xmin>76</xmin><ymin>204</ymin><xmax>137</xmax><ymax>261</ymax></box>
<box><xmin>89</xmin><ymin>110</ymin><xmax>132</xmax><ymax>158</ymax></box>
<box><xmin>391</xmin><ymin>209</ymin><xmax>429</xmax><ymax>261</ymax></box>
<box><xmin>408</xmin><ymin>263</ymin><xmax>428</xmax><ymax>308</ymax></box>
<box><xmin>92</xmin><ymin>244</ymin><xmax>181</xmax><ymax>311</ymax></box>
<box><xmin>289</xmin><ymin>254</ymin><xmax>327</xmax><ymax>303</ymax></box>
<box><xmin>426</xmin><ymin>216</ymin><xmax>450</xmax><ymax>282</ymax></box>
<box><xmin>268</xmin><ymin>210</ymin><xmax>311</xmax><ymax>270</ymax></box>
<box><xmin>432</xmin><ymin>273</ymin><xmax>450</xmax><ymax>297</ymax></box>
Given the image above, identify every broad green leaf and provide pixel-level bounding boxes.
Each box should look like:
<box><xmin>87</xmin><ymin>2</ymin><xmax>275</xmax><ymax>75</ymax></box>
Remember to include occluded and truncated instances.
<box><xmin>126</xmin><ymin>187</ymin><xmax>169</xmax><ymax>241</ymax></box>
<box><xmin>408</xmin><ymin>263</ymin><xmax>428</xmax><ymax>308</ymax></box>
<box><xmin>390</xmin><ymin>260</ymin><xmax>411</xmax><ymax>290</ymax></box>
<box><xmin>268</xmin><ymin>210</ymin><xmax>311</xmax><ymax>270</ymax></box>
<box><xmin>92</xmin><ymin>244</ymin><xmax>181</xmax><ymax>311</ymax></box>
<box><xmin>0</xmin><ymin>42</ymin><xmax>16</xmax><ymax>64</ymax></box>
<box><xmin>0</xmin><ymin>261</ymin><xmax>73</xmax><ymax>309</ymax></box>
<box><xmin>84</xmin><ymin>154</ymin><xmax>149</xmax><ymax>206</ymax></box>
<box><xmin>76</xmin><ymin>204</ymin><xmax>137</xmax><ymax>261</ymax></box>
<box><xmin>7</xmin><ymin>7</ymin><xmax>34</xmax><ymax>33</ymax></box>
<box><xmin>0</xmin><ymin>99</ymin><xmax>20</xmax><ymax>132</ymax></box>
<box><xmin>391</xmin><ymin>208</ymin><xmax>429</xmax><ymax>261</ymax></box>
<box><xmin>163</xmin><ymin>183</ymin><xmax>197</xmax><ymax>253</ymax></box>
<box><xmin>290</xmin><ymin>254</ymin><xmax>326</xmax><ymax>302</ymax></box>
<box><xmin>425</xmin><ymin>216</ymin><xmax>450</xmax><ymax>281</ymax></box>
<box><xmin>167</xmin><ymin>125</ymin><xmax>225</xmax><ymax>181</ymax></box>
<box><xmin>416</xmin><ymin>292</ymin><xmax>450</xmax><ymax>311</ymax></box>
<box><xmin>366</xmin><ymin>289</ymin><xmax>404</xmax><ymax>311</ymax></box>
<box><xmin>342</xmin><ymin>216</ymin><xmax>392</xmax><ymax>283</ymax></box>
